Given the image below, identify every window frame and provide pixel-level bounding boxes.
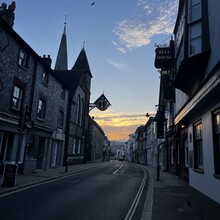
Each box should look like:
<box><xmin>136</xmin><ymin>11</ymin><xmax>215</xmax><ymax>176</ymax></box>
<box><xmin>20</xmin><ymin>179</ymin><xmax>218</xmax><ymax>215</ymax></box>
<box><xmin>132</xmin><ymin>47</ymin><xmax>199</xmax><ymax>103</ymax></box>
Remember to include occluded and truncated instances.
<box><xmin>37</xmin><ymin>98</ymin><xmax>46</xmax><ymax>120</ymax></box>
<box><xmin>58</xmin><ymin>110</ymin><xmax>64</xmax><ymax>128</ymax></box>
<box><xmin>193</xmin><ymin>120</ymin><xmax>204</xmax><ymax>171</ymax></box>
<box><xmin>184</xmin><ymin>136</ymin><xmax>189</xmax><ymax>168</ymax></box>
<box><xmin>60</xmin><ymin>86</ymin><xmax>65</xmax><ymax>100</ymax></box>
<box><xmin>213</xmin><ymin>110</ymin><xmax>220</xmax><ymax>176</ymax></box>
<box><xmin>41</xmin><ymin>72</ymin><xmax>49</xmax><ymax>85</ymax></box>
<box><xmin>188</xmin><ymin>0</ymin><xmax>201</xmax><ymax>23</ymax></box>
<box><xmin>72</xmin><ymin>138</ymin><xmax>76</xmax><ymax>154</ymax></box>
<box><xmin>78</xmin><ymin>139</ymin><xmax>81</xmax><ymax>154</ymax></box>
<box><xmin>188</xmin><ymin>0</ymin><xmax>202</xmax><ymax>57</ymax></box>
<box><xmin>18</xmin><ymin>49</ymin><xmax>28</xmax><ymax>68</ymax></box>
<box><xmin>11</xmin><ymin>85</ymin><xmax>23</xmax><ymax>111</ymax></box>
<box><xmin>189</xmin><ymin>22</ymin><xmax>202</xmax><ymax>56</ymax></box>
<box><xmin>75</xmin><ymin>96</ymin><xmax>81</xmax><ymax>125</ymax></box>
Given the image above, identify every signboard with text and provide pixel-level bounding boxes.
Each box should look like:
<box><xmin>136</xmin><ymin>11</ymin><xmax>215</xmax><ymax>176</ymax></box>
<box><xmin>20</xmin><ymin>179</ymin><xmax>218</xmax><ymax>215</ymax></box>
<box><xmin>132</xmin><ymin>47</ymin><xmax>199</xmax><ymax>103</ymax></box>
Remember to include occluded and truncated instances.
<box><xmin>154</xmin><ymin>47</ymin><xmax>174</xmax><ymax>69</ymax></box>
<box><xmin>2</xmin><ymin>163</ymin><xmax>18</xmax><ymax>187</ymax></box>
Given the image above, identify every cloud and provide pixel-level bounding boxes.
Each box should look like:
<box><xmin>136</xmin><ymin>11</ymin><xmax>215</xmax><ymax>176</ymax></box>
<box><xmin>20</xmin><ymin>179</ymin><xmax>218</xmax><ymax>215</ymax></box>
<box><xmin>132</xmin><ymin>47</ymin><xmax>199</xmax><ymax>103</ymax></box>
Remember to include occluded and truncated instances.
<box><xmin>90</xmin><ymin>111</ymin><xmax>156</xmax><ymax>141</ymax></box>
<box><xmin>113</xmin><ymin>0</ymin><xmax>178</xmax><ymax>52</ymax></box>
<box><xmin>107</xmin><ymin>59</ymin><xmax>128</xmax><ymax>70</ymax></box>
<box><xmin>112</xmin><ymin>41</ymin><xmax>127</xmax><ymax>53</ymax></box>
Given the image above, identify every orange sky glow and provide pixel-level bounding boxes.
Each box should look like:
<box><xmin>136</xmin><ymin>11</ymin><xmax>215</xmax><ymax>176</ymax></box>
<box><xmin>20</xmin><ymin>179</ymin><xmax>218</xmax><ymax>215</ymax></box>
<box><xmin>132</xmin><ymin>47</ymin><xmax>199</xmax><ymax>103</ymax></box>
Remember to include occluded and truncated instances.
<box><xmin>90</xmin><ymin>111</ymin><xmax>155</xmax><ymax>141</ymax></box>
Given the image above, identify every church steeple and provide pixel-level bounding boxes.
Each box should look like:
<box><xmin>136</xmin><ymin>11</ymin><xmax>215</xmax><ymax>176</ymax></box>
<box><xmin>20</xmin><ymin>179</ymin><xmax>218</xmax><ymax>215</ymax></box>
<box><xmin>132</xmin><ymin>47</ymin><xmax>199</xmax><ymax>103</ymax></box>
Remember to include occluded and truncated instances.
<box><xmin>71</xmin><ymin>47</ymin><xmax>92</xmax><ymax>75</ymax></box>
<box><xmin>54</xmin><ymin>20</ymin><xmax>68</xmax><ymax>70</ymax></box>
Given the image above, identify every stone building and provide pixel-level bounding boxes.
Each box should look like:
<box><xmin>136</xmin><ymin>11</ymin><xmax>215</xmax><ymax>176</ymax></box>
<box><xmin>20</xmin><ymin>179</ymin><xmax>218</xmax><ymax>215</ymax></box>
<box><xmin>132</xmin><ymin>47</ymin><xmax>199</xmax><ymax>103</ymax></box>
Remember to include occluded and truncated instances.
<box><xmin>0</xmin><ymin>2</ymin><xmax>69</xmax><ymax>174</ymax></box>
<box><xmin>88</xmin><ymin>116</ymin><xmax>105</xmax><ymax>161</ymax></box>
<box><xmin>55</xmin><ymin>24</ymin><xmax>93</xmax><ymax>165</ymax></box>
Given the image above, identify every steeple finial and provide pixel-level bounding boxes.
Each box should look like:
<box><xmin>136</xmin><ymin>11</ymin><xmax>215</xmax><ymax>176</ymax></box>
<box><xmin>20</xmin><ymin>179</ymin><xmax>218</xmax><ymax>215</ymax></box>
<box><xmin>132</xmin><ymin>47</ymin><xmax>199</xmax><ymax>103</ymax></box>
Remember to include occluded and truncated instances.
<box><xmin>64</xmin><ymin>15</ymin><xmax>67</xmax><ymax>35</ymax></box>
<box><xmin>54</xmin><ymin>18</ymin><xmax>68</xmax><ymax>70</ymax></box>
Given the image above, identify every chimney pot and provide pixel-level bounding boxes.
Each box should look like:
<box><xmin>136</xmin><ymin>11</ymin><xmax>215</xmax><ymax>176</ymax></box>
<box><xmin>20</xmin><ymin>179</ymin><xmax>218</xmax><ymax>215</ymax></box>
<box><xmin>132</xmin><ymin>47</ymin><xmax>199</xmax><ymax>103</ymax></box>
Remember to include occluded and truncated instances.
<box><xmin>42</xmin><ymin>54</ymin><xmax>52</xmax><ymax>67</ymax></box>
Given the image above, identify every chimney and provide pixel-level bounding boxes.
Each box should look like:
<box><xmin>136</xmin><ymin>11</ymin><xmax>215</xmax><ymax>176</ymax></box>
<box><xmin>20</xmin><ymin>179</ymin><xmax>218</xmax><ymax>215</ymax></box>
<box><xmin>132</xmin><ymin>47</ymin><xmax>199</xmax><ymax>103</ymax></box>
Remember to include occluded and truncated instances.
<box><xmin>0</xmin><ymin>1</ymin><xmax>16</xmax><ymax>27</ymax></box>
<box><xmin>42</xmin><ymin>55</ymin><xmax>52</xmax><ymax>67</ymax></box>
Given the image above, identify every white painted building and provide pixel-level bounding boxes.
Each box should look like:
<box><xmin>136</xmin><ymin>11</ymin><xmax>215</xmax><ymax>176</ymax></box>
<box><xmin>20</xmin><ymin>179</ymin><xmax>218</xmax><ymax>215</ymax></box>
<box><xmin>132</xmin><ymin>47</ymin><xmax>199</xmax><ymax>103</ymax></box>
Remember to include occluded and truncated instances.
<box><xmin>174</xmin><ymin>0</ymin><xmax>220</xmax><ymax>218</ymax></box>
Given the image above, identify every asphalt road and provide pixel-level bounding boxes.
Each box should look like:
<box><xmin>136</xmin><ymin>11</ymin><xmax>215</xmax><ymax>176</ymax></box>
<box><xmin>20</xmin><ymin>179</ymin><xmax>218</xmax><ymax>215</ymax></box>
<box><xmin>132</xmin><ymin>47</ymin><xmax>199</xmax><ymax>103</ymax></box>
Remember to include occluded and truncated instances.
<box><xmin>0</xmin><ymin>161</ymin><xmax>148</xmax><ymax>220</ymax></box>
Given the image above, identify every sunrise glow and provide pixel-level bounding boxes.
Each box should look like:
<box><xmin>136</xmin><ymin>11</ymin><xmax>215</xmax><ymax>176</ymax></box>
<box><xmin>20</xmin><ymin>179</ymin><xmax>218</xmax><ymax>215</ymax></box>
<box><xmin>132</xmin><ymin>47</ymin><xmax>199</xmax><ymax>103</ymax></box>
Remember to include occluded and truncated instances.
<box><xmin>90</xmin><ymin>111</ymin><xmax>155</xmax><ymax>141</ymax></box>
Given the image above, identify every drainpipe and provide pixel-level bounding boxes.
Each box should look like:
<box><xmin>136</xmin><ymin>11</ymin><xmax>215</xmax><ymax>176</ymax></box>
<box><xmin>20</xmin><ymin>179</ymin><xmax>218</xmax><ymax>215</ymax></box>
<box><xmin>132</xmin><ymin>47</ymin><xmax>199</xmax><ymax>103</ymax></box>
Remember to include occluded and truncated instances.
<box><xmin>157</xmin><ymin>141</ymin><xmax>166</xmax><ymax>181</ymax></box>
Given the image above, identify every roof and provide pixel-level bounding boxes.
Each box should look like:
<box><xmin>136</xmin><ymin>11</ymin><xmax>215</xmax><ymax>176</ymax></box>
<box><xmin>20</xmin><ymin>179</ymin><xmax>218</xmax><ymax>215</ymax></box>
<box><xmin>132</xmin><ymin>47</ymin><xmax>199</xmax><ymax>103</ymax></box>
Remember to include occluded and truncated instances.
<box><xmin>54</xmin><ymin>25</ymin><xmax>68</xmax><ymax>71</ymax></box>
<box><xmin>55</xmin><ymin>70</ymin><xmax>83</xmax><ymax>97</ymax></box>
<box><xmin>71</xmin><ymin>48</ymin><xmax>93</xmax><ymax>78</ymax></box>
<box><xmin>0</xmin><ymin>16</ymin><xmax>68</xmax><ymax>89</ymax></box>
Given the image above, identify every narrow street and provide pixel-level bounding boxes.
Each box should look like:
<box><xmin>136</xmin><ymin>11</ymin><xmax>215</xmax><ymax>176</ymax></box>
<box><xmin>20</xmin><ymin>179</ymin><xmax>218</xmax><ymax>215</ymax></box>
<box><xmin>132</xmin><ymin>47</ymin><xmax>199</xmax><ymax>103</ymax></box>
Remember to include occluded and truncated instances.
<box><xmin>0</xmin><ymin>161</ymin><xmax>148</xmax><ymax>220</ymax></box>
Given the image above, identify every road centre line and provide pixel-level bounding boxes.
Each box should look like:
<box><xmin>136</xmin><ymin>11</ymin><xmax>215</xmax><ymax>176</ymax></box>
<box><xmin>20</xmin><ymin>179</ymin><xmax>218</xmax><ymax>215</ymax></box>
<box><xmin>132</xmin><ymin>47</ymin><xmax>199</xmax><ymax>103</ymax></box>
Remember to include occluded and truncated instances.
<box><xmin>124</xmin><ymin>169</ymin><xmax>148</xmax><ymax>220</ymax></box>
<box><xmin>113</xmin><ymin>164</ymin><xmax>124</xmax><ymax>175</ymax></box>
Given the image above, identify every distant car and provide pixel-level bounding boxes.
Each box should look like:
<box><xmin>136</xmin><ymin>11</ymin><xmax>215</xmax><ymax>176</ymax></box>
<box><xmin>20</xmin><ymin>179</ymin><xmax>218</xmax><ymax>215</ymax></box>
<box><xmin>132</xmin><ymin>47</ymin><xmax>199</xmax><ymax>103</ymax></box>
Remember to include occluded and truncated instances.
<box><xmin>118</xmin><ymin>157</ymin><xmax>124</xmax><ymax>161</ymax></box>
<box><xmin>110</xmin><ymin>156</ymin><xmax>116</xmax><ymax>160</ymax></box>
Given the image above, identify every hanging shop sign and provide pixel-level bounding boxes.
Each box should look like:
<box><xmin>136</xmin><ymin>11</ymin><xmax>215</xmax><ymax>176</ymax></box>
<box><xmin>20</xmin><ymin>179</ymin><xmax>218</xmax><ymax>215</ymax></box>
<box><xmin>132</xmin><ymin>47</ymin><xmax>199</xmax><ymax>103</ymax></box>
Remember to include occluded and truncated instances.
<box><xmin>154</xmin><ymin>47</ymin><xmax>174</xmax><ymax>69</ymax></box>
<box><xmin>94</xmin><ymin>94</ymin><xmax>111</xmax><ymax>111</ymax></box>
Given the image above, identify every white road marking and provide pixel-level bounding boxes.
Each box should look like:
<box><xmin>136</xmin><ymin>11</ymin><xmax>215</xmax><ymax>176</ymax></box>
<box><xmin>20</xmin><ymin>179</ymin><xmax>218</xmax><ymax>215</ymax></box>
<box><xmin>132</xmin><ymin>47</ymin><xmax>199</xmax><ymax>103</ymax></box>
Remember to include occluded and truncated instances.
<box><xmin>0</xmin><ymin>167</ymin><xmax>96</xmax><ymax>198</ymax></box>
<box><xmin>124</xmin><ymin>169</ymin><xmax>148</xmax><ymax>220</ymax></box>
<box><xmin>113</xmin><ymin>164</ymin><xmax>124</xmax><ymax>175</ymax></box>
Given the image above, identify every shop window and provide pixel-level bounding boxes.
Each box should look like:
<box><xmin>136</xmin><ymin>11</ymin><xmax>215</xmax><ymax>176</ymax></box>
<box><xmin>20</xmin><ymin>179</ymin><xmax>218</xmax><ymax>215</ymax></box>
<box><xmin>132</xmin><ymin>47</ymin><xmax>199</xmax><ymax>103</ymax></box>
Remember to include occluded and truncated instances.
<box><xmin>194</xmin><ymin>121</ymin><xmax>203</xmax><ymax>170</ymax></box>
<box><xmin>213</xmin><ymin>111</ymin><xmax>220</xmax><ymax>175</ymax></box>
<box><xmin>184</xmin><ymin>137</ymin><xmax>189</xmax><ymax>167</ymax></box>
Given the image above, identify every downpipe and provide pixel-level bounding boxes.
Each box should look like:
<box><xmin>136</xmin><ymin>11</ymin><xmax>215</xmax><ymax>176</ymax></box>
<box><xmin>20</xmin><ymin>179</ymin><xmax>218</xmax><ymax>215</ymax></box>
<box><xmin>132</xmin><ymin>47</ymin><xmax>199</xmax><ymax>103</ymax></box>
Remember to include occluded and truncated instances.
<box><xmin>157</xmin><ymin>141</ymin><xmax>166</xmax><ymax>181</ymax></box>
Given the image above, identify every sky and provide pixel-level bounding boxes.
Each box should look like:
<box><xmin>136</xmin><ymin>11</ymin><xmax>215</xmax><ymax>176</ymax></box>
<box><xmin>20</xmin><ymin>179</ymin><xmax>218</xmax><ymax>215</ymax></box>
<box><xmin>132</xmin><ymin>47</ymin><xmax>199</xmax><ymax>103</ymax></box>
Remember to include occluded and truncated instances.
<box><xmin>3</xmin><ymin>0</ymin><xmax>178</xmax><ymax>141</ymax></box>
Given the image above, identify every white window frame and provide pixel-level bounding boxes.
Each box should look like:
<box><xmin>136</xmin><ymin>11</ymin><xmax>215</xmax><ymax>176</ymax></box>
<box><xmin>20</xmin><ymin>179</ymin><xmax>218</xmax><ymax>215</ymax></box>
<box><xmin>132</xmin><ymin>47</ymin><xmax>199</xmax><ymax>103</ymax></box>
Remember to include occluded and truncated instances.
<box><xmin>42</xmin><ymin>72</ymin><xmax>49</xmax><ymax>85</ymax></box>
<box><xmin>194</xmin><ymin>121</ymin><xmax>203</xmax><ymax>170</ymax></box>
<box><xmin>12</xmin><ymin>85</ymin><xmax>23</xmax><ymax>110</ymax></box>
<box><xmin>37</xmin><ymin>99</ymin><xmax>46</xmax><ymax>119</ymax></box>
<box><xmin>18</xmin><ymin>49</ymin><xmax>28</xmax><ymax>68</ymax></box>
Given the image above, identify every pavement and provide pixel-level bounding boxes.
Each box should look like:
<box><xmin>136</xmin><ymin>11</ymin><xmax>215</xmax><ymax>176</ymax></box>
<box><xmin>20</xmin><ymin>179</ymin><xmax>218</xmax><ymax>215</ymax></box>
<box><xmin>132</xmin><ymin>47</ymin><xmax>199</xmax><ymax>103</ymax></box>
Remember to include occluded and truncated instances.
<box><xmin>142</xmin><ymin>165</ymin><xmax>201</xmax><ymax>220</ymax></box>
<box><xmin>0</xmin><ymin>162</ymin><xmax>201</xmax><ymax>220</ymax></box>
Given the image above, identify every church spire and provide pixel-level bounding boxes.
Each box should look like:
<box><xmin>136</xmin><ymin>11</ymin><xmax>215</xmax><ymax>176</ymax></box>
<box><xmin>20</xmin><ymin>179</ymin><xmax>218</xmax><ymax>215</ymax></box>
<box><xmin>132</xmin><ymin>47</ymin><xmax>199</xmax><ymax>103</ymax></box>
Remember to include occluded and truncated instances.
<box><xmin>54</xmin><ymin>18</ymin><xmax>68</xmax><ymax>70</ymax></box>
<box><xmin>71</xmin><ymin>47</ymin><xmax>91</xmax><ymax>74</ymax></box>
